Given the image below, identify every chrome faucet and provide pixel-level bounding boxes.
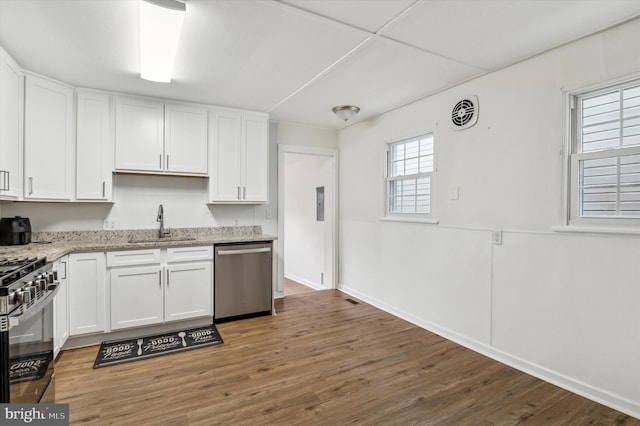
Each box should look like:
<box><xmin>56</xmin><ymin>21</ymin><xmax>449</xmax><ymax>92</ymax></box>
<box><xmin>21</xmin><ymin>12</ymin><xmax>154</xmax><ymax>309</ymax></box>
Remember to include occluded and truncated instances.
<box><xmin>157</xmin><ymin>204</ymin><xmax>170</xmax><ymax>238</ymax></box>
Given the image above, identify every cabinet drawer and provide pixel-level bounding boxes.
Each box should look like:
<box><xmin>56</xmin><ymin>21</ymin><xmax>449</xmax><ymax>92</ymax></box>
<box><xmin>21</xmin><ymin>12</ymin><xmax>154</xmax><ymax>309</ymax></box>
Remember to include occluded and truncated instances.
<box><xmin>167</xmin><ymin>246</ymin><xmax>213</xmax><ymax>263</ymax></box>
<box><xmin>107</xmin><ymin>249</ymin><xmax>161</xmax><ymax>267</ymax></box>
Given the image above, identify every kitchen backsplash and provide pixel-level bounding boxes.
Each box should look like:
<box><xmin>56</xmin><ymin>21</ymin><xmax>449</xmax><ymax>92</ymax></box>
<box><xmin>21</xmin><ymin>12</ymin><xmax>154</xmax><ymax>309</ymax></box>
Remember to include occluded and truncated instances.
<box><xmin>32</xmin><ymin>226</ymin><xmax>263</xmax><ymax>244</ymax></box>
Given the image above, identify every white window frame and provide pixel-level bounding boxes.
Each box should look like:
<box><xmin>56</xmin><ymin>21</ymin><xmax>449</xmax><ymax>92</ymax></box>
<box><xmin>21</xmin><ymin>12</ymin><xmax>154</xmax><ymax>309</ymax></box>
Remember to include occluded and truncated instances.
<box><xmin>384</xmin><ymin>133</ymin><xmax>436</xmax><ymax>222</ymax></box>
<box><xmin>564</xmin><ymin>76</ymin><xmax>640</xmax><ymax>230</ymax></box>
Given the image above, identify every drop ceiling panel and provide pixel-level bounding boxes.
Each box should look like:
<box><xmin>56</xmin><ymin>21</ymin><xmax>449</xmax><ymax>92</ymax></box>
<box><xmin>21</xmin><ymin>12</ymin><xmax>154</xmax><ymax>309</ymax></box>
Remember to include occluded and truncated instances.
<box><xmin>278</xmin><ymin>0</ymin><xmax>417</xmax><ymax>32</ymax></box>
<box><xmin>0</xmin><ymin>1</ymin><xmax>139</xmax><ymax>83</ymax></box>
<box><xmin>170</xmin><ymin>0</ymin><xmax>370</xmax><ymax>110</ymax></box>
<box><xmin>383</xmin><ymin>0</ymin><xmax>640</xmax><ymax>70</ymax></box>
<box><xmin>270</xmin><ymin>36</ymin><xmax>483</xmax><ymax>128</ymax></box>
<box><xmin>1</xmin><ymin>0</ymin><xmax>640</xmax><ymax>129</ymax></box>
<box><xmin>0</xmin><ymin>0</ymin><xmax>369</xmax><ymax>111</ymax></box>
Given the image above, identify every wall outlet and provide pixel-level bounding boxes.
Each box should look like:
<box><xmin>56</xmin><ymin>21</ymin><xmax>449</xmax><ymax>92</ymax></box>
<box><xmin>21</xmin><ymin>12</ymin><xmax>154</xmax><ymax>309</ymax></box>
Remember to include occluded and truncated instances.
<box><xmin>492</xmin><ymin>230</ymin><xmax>503</xmax><ymax>245</ymax></box>
<box><xmin>266</xmin><ymin>208</ymin><xmax>272</xmax><ymax>219</ymax></box>
<box><xmin>103</xmin><ymin>220</ymin><xmax>115</xmax><ymax>230</ymax></box>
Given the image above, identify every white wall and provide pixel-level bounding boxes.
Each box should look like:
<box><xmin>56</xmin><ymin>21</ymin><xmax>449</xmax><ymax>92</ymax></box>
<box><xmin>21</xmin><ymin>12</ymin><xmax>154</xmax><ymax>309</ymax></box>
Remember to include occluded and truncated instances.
<box><xmin>284</xmin><ymin>153</ymin><xmax>333</xmax><ymax>289</ymax></box>
<box><xmin>338</xmin><ymin>17</ymin><xmax>640</xmax><ymax>418</ymax></box>
<box><xmin>275</xmin><ymin>121</ymin><xmax>338</xmax><ymax>149</ymax></box>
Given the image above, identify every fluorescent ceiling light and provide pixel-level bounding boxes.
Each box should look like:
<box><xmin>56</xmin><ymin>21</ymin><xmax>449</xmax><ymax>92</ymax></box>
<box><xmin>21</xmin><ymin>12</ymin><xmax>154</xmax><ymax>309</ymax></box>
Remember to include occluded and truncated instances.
<box><xmin>139</xmin><ymin>0</ymin><xmax>185</xmax><ymax>83</ymax></box>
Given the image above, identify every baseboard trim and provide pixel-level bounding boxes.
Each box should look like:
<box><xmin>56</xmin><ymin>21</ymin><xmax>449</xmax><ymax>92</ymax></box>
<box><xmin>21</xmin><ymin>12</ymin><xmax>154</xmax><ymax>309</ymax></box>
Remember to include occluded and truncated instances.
<box><xmin>284</xmin><ymin>273</ymin><xmax>324</xmax><ymax>291</ymax></box>
<box><xmin>338</xmin><ymin>284</ymin><xmax>640</xmax><ymax>420</ymax></box>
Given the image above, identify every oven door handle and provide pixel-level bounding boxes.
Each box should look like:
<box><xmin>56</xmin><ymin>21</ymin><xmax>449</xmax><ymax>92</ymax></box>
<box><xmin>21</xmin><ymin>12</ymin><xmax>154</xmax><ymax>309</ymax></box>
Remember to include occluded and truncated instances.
<box><xmin>8</xmin><ymin>285</ymin><xmax>60</xmax><ymax>330</ymax></box>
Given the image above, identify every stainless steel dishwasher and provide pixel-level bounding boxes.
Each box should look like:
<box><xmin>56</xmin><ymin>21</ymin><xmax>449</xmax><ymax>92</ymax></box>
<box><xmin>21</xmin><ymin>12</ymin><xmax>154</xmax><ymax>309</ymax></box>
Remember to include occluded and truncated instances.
<box><xmin>214</xmin><ymin>241</ymin><xmax>273</xmax><ymax>321</ymax></box>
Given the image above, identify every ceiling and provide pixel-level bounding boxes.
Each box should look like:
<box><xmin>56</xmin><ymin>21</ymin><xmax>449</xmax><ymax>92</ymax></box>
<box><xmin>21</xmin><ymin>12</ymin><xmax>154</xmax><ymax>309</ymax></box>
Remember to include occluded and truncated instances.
<box><xmin>1</xmin><ymin>0</ymin><xmax>640</xmax><ymax>129</ymax></box>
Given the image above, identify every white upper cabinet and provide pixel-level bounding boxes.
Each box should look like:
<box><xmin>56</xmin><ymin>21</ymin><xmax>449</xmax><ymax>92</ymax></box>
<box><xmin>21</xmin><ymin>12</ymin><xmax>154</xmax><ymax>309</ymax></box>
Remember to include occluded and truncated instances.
<box><xmin>115</xmin><ymin>96</ymin><xmax>207</xmax><ymax>175</ymax></box>
<box><xmin>209</xmin><ymin>108</ymin><xmax>268</xmax><ymax>203</ymax></box>
<box><xmin>24</xmin><ymin>74</ymin><xmax>74</xmax><ymax>200</ymax></box>
<box><xmin>209</xmin><ymin>109</ymin><xmax>242</xmax><ymax>202</ymax></box>
<box><xmin>242</xmin><ymin>113</ymin><xmax>269</xmax><ymax>202</ymax></box>
<box><xmin>76</xmin><ymin>90</ymin><xmax>113</xmax><ymax>201</ymax></box>
<box><xmin>114</xmin><ymin>96</ymin><xmax>164</xmax><ymax>172</ymax></box>
<box><xmin>0</xmin><ymin>47</ymin><xmax>22</xmax><ymax>200</ymax></box>
<box><xmin>165</xmin><ymin>104</ymin><xmax>208</xmax><ymax>174</ymax></box>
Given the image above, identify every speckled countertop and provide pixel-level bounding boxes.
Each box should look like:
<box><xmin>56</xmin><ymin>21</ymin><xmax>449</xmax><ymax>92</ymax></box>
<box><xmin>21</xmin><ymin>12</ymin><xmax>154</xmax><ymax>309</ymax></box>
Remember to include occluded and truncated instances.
<box><xmin>0</xmin><ymin>226</ymin><xmax>276</xmax><ymax>261</ymax></box>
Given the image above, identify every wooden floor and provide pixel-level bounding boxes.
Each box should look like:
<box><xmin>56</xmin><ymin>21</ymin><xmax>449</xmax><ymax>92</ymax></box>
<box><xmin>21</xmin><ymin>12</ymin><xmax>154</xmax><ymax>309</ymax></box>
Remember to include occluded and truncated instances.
<box><xmin>284</xmin><ymin>277</ymin><xmax>315</xmax><ymax>295</ymax></box>
<box><xmin>55</xmin><ymin>290</ymin><xmax>639</xmax><ymax>425</ymax></box>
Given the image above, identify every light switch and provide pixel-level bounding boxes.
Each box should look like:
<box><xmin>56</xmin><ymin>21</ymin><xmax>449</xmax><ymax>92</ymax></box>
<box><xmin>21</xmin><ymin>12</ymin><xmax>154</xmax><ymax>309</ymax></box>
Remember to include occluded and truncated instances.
<box><xmin>450</xmin><ymin>185</ymin><xmax>459</xmax><ymax>200</ymax></box>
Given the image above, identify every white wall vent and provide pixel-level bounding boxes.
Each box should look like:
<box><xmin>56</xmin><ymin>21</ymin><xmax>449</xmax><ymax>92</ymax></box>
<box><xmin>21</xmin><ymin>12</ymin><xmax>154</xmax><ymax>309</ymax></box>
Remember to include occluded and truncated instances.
<box><xmin>451</xmin><ymin>95</ymin><xmax>479</xmax><ymax>130</ymax></box>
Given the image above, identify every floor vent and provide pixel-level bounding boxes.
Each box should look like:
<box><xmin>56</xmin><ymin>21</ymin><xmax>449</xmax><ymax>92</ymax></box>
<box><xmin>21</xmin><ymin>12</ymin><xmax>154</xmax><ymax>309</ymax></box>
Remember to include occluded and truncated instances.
<box><xmin>345</xmin><ymin>298</ymin><xmax>360</xmax><ymax>305</ymax></box>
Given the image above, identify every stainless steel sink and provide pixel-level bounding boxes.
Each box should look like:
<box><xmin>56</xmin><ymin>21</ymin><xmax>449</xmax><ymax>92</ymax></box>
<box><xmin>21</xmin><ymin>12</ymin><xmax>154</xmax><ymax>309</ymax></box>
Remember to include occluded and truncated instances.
<box><xmin>127</xmin><ymin>237</ymin><xmax>197</xmax><ymax>244</ymax></box>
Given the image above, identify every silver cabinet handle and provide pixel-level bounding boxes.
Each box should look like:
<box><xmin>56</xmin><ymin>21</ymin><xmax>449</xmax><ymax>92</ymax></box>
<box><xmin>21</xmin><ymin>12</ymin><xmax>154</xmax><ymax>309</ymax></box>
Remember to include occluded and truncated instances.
<box><xmin>159</xmin><ymin>270</ymin><xmax>162</xmax><ymax>288</ymax></box>
<box><xmin>0</xmin><ymin>170</ymin><xmax>9</xmax><ymax>191</ymax></box>
<box><xmin>243</xmin><ymin>186</ymin><xmax>246</xmax><ymax>200</ymax></box>
<box><xmin>166</xmin><ymin>270</ymin><xmax>170</xmax><ymax>287</ymax></box>
<box><xmin>217</xmin><ymin>247</ymin><xmax>271</xmax><ymax>256</ymax></box>
<box><xmin>237</xmin><ymin>186</ymin><xmax>241</xmax><ymax>200</ymax></box>
<box><xmin>159</xmin><ymin>154</ymin><xmax>162</xmax><ymax>169</ymax></box>
<box><xmin>60</xmin><ymin>261</ymin><xmax>67</xmax><ymax>280</ymax></box>
<box><xmin>166</xmin><ymin>155</ymin><xmax>169</xmax><ymax>170</ymax></box>
<box><xmin>28</xmin><ymin>177</ymin><xmax>33</xmax><ymax>195</ymax></box>
<box><xmin>102</xmin><ymin>181</ymin><xmax>106</xmax><ymax>198</ymax></box>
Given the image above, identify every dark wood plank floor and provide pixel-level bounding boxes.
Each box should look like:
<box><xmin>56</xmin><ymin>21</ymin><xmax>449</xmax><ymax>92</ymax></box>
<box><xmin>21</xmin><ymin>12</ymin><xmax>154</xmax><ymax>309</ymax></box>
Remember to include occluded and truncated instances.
<box><xmin>55</xmin><ymin>290</ymin><xmax>639</xmax><ymax>425</ymax></box>
<box><xmin>284</xmin><ymin>277</ymin><xmax>315</xmax><ymax>295</ymax></box>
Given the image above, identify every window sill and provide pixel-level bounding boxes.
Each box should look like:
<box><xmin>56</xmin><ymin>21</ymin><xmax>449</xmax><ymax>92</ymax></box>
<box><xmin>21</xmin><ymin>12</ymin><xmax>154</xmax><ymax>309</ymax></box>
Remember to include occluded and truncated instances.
<box><xmin>551</xmin><ymin>225</ymin><xmax>640</xmax><ymax>237</ymax></box>
<box><xmin>380</xmin><ymin>216</ymin><xmax>439</xmax><ymax>225</ymax></box>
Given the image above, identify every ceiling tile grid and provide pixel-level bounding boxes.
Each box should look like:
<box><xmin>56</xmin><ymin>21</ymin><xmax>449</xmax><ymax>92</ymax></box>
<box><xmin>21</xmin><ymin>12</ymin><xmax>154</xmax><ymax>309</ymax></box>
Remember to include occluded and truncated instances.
<box><xmin>1</xmin><ymin>0</ymin><xmax>639</xmax><ymax>129</ymax></box>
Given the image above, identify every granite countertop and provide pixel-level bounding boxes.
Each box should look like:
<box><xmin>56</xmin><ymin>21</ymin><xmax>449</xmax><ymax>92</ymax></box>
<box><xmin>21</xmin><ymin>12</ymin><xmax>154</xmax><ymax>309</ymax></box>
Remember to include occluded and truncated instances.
<box><xmin>0</xmin><ymin>226</ymin><xmax>276</xmax><ymax>262</ymax></box>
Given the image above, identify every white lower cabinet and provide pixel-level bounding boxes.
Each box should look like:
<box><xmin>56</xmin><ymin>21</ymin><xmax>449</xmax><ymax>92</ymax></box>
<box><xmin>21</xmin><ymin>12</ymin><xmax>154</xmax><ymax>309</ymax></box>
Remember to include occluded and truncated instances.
<box><xmin>53</xmin><ymin>256</ymin><xmax>69</xmax><ymax>358</ymax></box>
<box><xmin>165</xmin><ymin>260</ymin><xmax>213</xmax><ymax>322</ymax></box>
<box><xmin>110</xmin><ymin>265</ymin><xmax>163</xmax><ymax>329</ymax></box>
<box><xmin>107</xmin><ymin>246</ymin><xmax>213</xmax><ymax>331</ymax></box>
<box><xmin>68</xmin><ymin>252</ymin><xmax>106</xmax><ymax>336</ymax></box>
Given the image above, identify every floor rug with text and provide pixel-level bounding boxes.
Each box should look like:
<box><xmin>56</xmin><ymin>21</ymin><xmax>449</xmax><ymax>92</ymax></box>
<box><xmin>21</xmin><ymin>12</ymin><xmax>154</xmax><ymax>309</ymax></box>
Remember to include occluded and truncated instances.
<box><xmin>93</xmin><ymin>324</ymin><xmax>223</xmax><ymax>368</ymax></box>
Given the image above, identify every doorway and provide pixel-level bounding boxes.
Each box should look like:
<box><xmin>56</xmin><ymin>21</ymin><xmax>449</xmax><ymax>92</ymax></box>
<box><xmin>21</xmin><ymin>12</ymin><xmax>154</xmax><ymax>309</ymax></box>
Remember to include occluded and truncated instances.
<box><xmin>277</xmin><ymin>145</ymin><xmax>338</xmax><ymax>297</ymax></box>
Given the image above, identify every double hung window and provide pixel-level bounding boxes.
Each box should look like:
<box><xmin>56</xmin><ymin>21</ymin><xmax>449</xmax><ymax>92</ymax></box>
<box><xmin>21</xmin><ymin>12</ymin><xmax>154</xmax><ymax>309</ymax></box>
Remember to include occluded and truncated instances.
<box><xmin>386</xmin><ymin>134</ymin><xmax>434</xmax><ymax>215</ymax></box>
<box><xmin>569</xmin><ymin>80</ymin><xmax>640</xmax><ymax>225</ymax></box>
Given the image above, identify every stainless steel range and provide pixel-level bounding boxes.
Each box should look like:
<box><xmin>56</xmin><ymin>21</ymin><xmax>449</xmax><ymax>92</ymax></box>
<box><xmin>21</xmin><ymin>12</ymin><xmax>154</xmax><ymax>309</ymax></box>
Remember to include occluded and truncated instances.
<box><xmin>0</xmin><ymin>257</ymin><xmax>59</xmax><ymax>403</ymax></box>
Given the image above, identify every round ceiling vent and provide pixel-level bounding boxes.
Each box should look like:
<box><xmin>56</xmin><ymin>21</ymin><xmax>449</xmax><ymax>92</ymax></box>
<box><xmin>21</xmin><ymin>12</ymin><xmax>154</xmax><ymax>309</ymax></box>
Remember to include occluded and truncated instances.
<box><xmin>451</xmin><ymin>95</ymin><xmax>478</xmax><ymax>130</ymax></box>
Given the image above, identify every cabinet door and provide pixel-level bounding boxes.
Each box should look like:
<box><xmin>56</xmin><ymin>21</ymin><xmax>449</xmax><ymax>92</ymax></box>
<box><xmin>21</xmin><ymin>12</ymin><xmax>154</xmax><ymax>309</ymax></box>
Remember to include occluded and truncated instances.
<box><xmin>209</xmin><ymin>109</ymin><xmax>242</xmax><ymax>202</ymax></box>
<box><xmin>164</xmin><ymin>104</ymin><xmax>207</xmax><ymax>174</ymax></box>
<box><xmin>24</xmin><ymin>75</ymin><xmax>74</xmax><ymax>200</ymax></box>
<box><xmin>165</xmin><ymin>261</ymin><xmax>213</xmax><ymax>322</ymax></box>
<box><xmin>53</xmin><ymin>256</ymin><xmax>69</xmax><ymax>358</ymax></box>
<box><xmin>110</xmin><ymin>266</ymin><xmax>163</xmax><ymax>330</ymax></box>
<box><xmin>69</xmin><ymin>252</ymin><xmax>106</xmax><ymax>336</ymax></box>
<box><xmin>242</xmin><ymin>114</ymin><xmax>269</xmax><ymax>202</ymax></box>
<box><xmin>114</xmin><ymin>96</ymin><xmax>164</xmax><ymax>172</ymax></box>
<box><xmin>0</xmin><ymin>47</ymin><xmax>23</xmax><ymax>199</ymax></box>
<box><xmin>76</xmin><ymin>91</ymin><xmax>112</xmax><ymax>200</ymax></box>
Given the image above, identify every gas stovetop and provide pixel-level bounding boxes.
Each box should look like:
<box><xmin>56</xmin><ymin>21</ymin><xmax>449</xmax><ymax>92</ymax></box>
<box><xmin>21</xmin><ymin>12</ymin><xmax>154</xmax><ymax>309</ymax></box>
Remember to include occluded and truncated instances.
<box><xmin>0</xmin><ymin>257</ymin><xmax>52</xmax><ymax>316</ymax></box>
<box><xmin>0</xmin><ymin>257</ymin><xmax>48</xmax><ymax>292</ymax></box>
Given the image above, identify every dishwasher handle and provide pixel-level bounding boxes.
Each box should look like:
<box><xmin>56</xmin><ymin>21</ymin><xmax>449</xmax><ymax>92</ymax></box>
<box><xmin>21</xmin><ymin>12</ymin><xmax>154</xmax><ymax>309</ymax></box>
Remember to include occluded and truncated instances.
<box><xmin>217</xmin><ymin>247</ymin><xmax>271</xmax><ymax>256</ymax></box>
